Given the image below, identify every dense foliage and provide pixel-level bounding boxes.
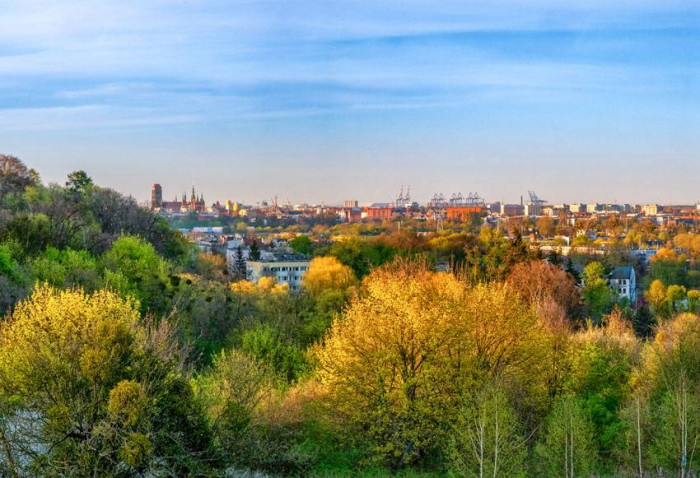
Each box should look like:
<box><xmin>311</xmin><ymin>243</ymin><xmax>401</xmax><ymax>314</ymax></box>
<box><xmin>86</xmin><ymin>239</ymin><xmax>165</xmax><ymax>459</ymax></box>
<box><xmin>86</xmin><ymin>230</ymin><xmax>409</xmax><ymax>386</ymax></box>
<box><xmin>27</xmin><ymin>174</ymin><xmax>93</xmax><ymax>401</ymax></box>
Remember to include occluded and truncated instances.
<box><xmin>3</xmin><ymin>156</ymin><xmax>700</xmax><ymax>476</ymax></box>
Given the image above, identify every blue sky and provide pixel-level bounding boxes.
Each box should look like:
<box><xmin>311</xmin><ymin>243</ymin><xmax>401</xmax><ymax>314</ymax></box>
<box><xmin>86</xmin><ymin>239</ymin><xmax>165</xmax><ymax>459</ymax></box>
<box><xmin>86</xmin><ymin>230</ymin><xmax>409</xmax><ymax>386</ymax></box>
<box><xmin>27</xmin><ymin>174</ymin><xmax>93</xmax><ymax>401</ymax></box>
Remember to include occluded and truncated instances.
<box><xmin>1</xmin><ymin>0</ymin><xmax>699</xmax><ymax>205</ymax></box>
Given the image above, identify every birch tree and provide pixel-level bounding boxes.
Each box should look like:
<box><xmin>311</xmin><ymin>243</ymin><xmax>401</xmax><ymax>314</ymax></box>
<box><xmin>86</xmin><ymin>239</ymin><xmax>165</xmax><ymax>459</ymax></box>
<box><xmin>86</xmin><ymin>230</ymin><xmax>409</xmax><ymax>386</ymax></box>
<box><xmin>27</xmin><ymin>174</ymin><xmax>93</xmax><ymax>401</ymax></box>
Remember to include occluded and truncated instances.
<box><xmin>448</xmin><ymin>382</ymin><xmax>528</xmax><ymax>478</ymax></box>
<box><xmin>534</xmin><ymin>397</ymin><xmax>598</xmax><ymax>477</ymax></box>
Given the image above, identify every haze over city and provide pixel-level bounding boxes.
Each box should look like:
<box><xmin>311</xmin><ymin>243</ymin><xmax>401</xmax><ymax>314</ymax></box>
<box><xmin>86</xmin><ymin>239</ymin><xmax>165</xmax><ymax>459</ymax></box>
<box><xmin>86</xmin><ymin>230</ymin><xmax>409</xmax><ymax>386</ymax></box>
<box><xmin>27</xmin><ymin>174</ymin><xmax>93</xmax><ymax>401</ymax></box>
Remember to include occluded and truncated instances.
<box><xmin>2</xmin><ymin>0</ymin><xmax>699</xmax><ymax>204</ymax></box>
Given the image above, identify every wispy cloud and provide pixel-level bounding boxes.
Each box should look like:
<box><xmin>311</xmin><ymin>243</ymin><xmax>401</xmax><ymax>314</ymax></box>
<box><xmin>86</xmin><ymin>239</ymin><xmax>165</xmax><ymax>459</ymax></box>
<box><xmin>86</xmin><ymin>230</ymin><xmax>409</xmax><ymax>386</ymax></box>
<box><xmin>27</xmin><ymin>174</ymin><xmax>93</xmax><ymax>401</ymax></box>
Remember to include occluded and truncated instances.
<box><xmin>0</xmin><ymin>0</ymin><xmax>699</xmax><ymax>204</ymax></box>
<box><xmin>0</xmin><ymin>104</ymin><xmax>201</xmax><ymax>130</ymax></box>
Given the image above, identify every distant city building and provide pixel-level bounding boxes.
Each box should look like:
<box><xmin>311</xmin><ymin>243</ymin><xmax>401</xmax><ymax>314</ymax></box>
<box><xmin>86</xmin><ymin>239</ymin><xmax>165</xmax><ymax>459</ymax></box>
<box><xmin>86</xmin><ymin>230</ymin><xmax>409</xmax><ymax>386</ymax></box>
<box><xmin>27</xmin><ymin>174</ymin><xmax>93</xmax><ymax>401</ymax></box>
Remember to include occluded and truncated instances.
<box><xmin>446</xmin><ymin>205</ymin><xmax>485</xmax><ymax>221</ymax></box>
<box><xmin>500</xmin><ymin>204</ymin><xmax>524</xmax><ymax>216</ymax></box>
<box><xmin>150</xmin><ymin>184</ymin><xmax>207</xmax><ymax>213</ymax></box>
<box><xmin>524</xmin><ymin>203</ymin><xmax>543</xmax><ymax>217</ymax></box>
<box><xmin>363</xmin><ymin>205</ymin><xmax>395</xmax><ymax>221</ymax></box>
<box><xmin>151</xmin><ymin>184</ymin><xmax>162</xmax><ymax>210</ymax></box>
<box><xmin>344</xmin><ymin>200</ymin><xmax>359</xmax><ymax>208</ymax></box>
<box><xmin>643</xmin><ymin>204</ymin><xmax>662</xmax><ymax>216</ymax></box>
<box><xmin>569</xmin><ymin>203</ymin><xmax>586</xmax><ymax>213</ymax></box>
<box><xmin>246</xmin><ymin>253</ymin><xmax>311</xmax><ymax>291</ymax></box>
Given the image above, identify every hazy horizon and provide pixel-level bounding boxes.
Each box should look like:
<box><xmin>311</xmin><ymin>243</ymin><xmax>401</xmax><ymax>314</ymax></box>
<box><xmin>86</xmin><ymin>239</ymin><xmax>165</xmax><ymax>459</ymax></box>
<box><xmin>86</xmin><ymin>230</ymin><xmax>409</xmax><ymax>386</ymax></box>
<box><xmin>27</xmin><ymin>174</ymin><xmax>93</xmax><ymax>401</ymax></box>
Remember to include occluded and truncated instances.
<box><xmin>2</xmin><ymin>0</ymin><xmax>699</xmax><ymax>205</ymax></box>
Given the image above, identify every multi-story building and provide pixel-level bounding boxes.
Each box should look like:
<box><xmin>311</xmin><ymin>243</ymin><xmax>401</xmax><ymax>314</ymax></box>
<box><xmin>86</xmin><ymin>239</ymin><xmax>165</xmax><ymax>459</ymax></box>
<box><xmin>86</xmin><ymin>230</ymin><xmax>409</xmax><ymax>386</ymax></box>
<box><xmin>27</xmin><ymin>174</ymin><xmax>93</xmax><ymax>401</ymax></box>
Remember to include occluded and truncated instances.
<box><xmin>524</xmin><ymin>203</ymin><xmax>544</xmax><ymax>217</ymax></box>
<box><xmin>446</xmin><ymin>205</ymin><xmax>485</xmax><ymax>221</ymax></box>
<box><xmin>609</xmin><ymin>266</ymin><xmax>636</xmax><ymax>302</ymax></box>
<box><xmin>643</xmin><ymin>204</ymin><xmax>662</xmax><ymax>216</ymax></box>
<box><xmin>363</xmin><ymin>205</ymin><xmax>395</xmax><ymax>221</ymax></box>
<box><xmin>150</xmin><ymin>184</ymin><xmax>207</xmax><ymax>213</ymax></box>
<box><xmin>500</xmin><ymin>204</ymin><xmax>524</xmax><ymax>216</ymax></box>
<box><xmin>246</xmin><ymin>253</ymin><xmax>311</xmax><ymax>291</ymax></box>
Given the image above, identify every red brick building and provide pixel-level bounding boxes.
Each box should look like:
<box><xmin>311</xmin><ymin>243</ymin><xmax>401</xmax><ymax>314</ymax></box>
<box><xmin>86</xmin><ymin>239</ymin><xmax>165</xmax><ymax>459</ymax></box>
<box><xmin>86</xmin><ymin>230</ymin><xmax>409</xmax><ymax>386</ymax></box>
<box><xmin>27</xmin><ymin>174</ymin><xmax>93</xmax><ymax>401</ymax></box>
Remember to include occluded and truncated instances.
<box><xmin>446</xmin><ymin>206</ymin><xmax>484</xmax><ymax>221</ymax></box>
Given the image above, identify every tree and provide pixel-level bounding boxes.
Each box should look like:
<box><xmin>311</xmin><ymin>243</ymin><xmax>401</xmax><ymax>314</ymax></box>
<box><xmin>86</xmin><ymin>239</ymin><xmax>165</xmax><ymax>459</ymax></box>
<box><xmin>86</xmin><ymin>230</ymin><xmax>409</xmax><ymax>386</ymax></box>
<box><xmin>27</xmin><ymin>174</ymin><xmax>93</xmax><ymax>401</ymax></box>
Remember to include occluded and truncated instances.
<box><xmin>534</xmin><ymin>397</ymin><xmax>598</xmax><ymax>477</ymax></box>
<box><xmin>198</xmin><ymin>349</ymin><xmax>313</xmax><ymax>473</ymax></box>
<box><xmin>650</xmin><ymin>379</ymin><xmax>700</xmax><ymax>477</ymax></box>
<box><xmin>27</xmin><ymin>247</ymin><xmax>102</xmax><ymax>291</ymax></box>
<box><xmin>0</xmin><ymin>154</ymin><xmax>35</xmax><ymax>200</ymax></box>
<box><xmin>233</xmin><ymin>246</ymin><xmax>247</xmax><ymax>281</ymax></box>
<box><xmin>302</xmin><ymin>256</ymin><xmax>357</xmax><ymax>296</ymax></box>
<box><xmin>314</xmin><ymin>260</ymin><xmax>545</xmax><ymax>468</ymax></box>
<box><xmin>688</xmin><ymin>290</ymin><xmax>700</xmax><ymax>314</ymax></box>
<box><xmin>0</xmin><ymin>285</ymin><xmax>211</xmax><ymax>476</ymax></box>
<box><xmin>582</xmin><ymin>261</ymin><xmax>613</xmax><ymax>321</ymax></box>
<box><xmin>618</xmin><ymin>391</ymin><xmax>652</xmax><ymax>477</ymax></box>
<box><xmin>290</xmin><ymin>235</ymin><xmax>314</xmax><ymax>256</ymax></box>
<box><xmin>536</xmin><ymin>216</ymin><xmax>555</xmax><ymax>238</ymax></box>
<box><xmin>240</xmin><ymin>324</ymin><xmax>307</xmax><ymax>382</ymax></box>
<box><xmin>566</xmin><ymin>313</ymin><xmax>637</xmax><ymax>464</ymax></box>
<box><xmin>645</xmin><ymin>279</ymin><xmax>669</xmax><ymax>319</ymax></box>
<box><xmin>506</xmin><ymin>259</ymin><xmax>580</xmax><ymax>322</ymax></box>
<box><xmin>198</xmin><ymin>350</ymin><xmax>272</xmax><ymax>460</ymax></box>
<box><xmin>448</xmin><ymin>382</ymin><xmax>527</xmax><ymax>478</ymax></box>
<box><xmin>65</xmin><ymin>170</ymin><xmax>93</xmax><ymax>196</ymax></box>
<box><xmin>250</xmin><ymin>240</ymin><xmax>261</xmax><ymax>261</ymax></box>
<box><xmin>102</xmin><ymin>235</ymin><xmax>172</xmax><ymax>314</ymax></box>
<box><xmin>649</xmin><ymin>248</ymin><xmax>688</xmax><ymax>287</ymax></box>
<box><xmin>635</xmin><ymin>313</ymin><xmax>700</xmax><ymax>475</ymax></box>
<box><xmin>667</xmin><ymin>284</ymin><xmax>688</xmax><ymax>314</ymax></box>
<box><xmin>194</xmin><ymin>251</ymin><xmax>228</xmax><ymax>281</ymax></box>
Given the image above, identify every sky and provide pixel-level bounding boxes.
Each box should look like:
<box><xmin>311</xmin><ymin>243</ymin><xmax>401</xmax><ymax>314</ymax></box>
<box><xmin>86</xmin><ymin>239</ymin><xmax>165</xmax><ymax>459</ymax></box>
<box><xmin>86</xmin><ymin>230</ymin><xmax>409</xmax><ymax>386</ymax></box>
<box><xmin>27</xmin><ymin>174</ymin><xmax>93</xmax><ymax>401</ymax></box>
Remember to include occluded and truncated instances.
<box><xmin>1</xmin><ymin>0</ymin><xmax>699</xmax><ymax>205</ymax></box>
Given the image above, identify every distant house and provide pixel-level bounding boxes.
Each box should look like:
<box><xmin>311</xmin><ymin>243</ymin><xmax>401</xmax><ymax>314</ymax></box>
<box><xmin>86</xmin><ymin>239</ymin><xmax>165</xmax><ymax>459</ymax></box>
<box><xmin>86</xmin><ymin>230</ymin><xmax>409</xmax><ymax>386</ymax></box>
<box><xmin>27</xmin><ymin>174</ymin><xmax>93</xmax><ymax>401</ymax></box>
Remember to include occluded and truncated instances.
<box><xmin>246</xmin><ymin>253</ymin><xmax>311</xmax><ymax>291</ymax></box>
<box><xmin>609</xmin><ymin>266</ymin><xmax>636</xmax><ymax>303</ymax></box>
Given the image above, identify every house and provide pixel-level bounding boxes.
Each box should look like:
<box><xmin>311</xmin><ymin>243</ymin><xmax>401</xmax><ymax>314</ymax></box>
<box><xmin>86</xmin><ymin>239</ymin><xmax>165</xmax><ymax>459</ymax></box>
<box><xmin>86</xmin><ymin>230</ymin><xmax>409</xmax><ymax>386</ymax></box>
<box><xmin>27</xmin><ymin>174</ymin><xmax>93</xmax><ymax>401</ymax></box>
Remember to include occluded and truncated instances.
<box><xmin>609</xmin><ymin>266</ymin><xmax>636</xmax><ymax>303</ymax></box>
<box><xmin>246</xmin><ymin>253</ymin><xmax>311</xmax><ymax>291</ymax></box>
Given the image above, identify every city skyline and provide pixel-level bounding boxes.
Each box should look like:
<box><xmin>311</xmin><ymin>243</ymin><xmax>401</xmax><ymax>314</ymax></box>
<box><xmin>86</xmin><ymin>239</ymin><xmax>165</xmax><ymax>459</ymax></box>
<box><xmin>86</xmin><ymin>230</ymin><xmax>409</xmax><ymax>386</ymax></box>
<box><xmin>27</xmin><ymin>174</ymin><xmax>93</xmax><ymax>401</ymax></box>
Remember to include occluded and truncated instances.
<box><xmin>146</xmin><ymin>182</ymin><xmax>695</xmax><ymax>209</ymax></box>
<box><xmin>2</xmin><ymin>0</ymin><xmax>699</xmax><ymax>204</ymax></box>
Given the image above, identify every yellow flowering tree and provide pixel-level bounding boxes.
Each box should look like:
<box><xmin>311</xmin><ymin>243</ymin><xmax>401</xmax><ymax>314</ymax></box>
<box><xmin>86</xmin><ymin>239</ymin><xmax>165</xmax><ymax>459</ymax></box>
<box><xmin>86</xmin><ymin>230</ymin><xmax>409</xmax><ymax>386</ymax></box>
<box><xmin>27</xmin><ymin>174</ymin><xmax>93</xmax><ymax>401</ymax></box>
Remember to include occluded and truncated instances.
<box><xmin>0</xmin><ymin>285</ymin><xmax>210</xmax><ymax>476</ymax></box>
<box><xmin>314</xmin><ymin>261</ymin><xmax>545</xmax><ymax>468</ymax></box>
<box><xmin>303</xmin><ymin>256</ymin><xmax>357</xmax><ymax>296</ymax></box>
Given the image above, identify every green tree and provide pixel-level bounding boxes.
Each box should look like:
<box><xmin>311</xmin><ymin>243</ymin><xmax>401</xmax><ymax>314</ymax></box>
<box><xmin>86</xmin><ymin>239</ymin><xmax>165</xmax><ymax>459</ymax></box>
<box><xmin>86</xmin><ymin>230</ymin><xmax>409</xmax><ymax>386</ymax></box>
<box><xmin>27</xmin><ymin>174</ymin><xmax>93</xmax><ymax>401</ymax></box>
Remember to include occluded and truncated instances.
<box><xmin>618</xmin><ymin>391</ymin><xmax>652</xmax><ymax>477</ymax></box>
<box><xmin>667</xmin><ymin>284</ymin><xmax>688</xmax><ymax>314</ymax></box>
<box><xmin>65</xmin><ymin>170</ymin><xmax>93</xmax><ymax>196</ymax></box>
<box><xmin>240</xmin><ymin>324</ymin><xmax>307</xmax><ymax>382</ymax></box>
<box><xmin>233</xmin><ymin>245</ymin><xmax>247</xmax><ymax>281</ymax></box>
<box><xmin>649</xmin><ymin>248</ymin><xmax>688</xmax><ymax>287</ymax></box>
<box><xmin>566</xmin><ymin>313</ymin><xmax>636</xmax><ymax>465</ymax></box>
<box><xmin>250</xmin><ymin>240</ymin><xmax>261</xmax><ymax>261</ymax></box>
<box><xmin>290</xmin><ymin>235</ymin><xmax>314</xmax><ymax>256</ymax></box>
<box><xmin>448</xmin><ymin>382</ymin><xmax>527</xmax><ymax>478</ymax></box>
<box><xmin>534</xmin><ymin>397</ymin><xmax>598</xmax><ymax>477</ymax></box>
<box><xmin>650</xmin><ymin>380</ymin><xmax>700</xmax><ymax>477</ymax></box>
<box><xmin>582</xmin><ymin>261</ymin><xmax>613</xmax><ymax>321</ymax></box>
<box><xmin>102</xmin><ymin>235</ymin><xmax>172</xmax><ymax>314</ymax></box>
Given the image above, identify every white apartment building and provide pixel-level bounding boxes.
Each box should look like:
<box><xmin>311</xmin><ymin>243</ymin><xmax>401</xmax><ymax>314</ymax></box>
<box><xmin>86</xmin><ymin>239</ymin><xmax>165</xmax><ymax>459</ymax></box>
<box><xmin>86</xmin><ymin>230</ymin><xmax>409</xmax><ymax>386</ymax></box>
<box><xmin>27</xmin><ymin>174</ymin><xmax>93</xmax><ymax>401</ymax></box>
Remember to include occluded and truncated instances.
<box><xmin>246</xmin><ymin>253</ymin><xmax>311</xmax><ymax>291</ymax></box>
<box><xmin>643</xmin><ymin>204</ymin><xmax>661</xmax><ymax>216</ymax></box>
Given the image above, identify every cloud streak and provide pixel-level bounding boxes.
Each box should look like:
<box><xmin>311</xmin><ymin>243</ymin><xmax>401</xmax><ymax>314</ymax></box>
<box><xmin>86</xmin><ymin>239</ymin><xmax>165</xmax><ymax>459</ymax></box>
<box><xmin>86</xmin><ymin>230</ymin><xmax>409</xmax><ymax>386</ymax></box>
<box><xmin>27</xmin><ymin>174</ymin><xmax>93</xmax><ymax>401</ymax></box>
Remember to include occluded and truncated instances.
<box><xmin>0</xmin><ymin>0</ymin><xmax>699</xmax><ymax>203</ymax></box>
